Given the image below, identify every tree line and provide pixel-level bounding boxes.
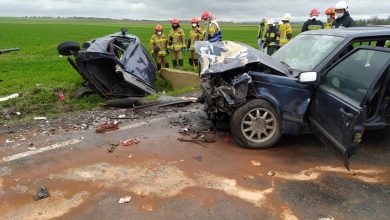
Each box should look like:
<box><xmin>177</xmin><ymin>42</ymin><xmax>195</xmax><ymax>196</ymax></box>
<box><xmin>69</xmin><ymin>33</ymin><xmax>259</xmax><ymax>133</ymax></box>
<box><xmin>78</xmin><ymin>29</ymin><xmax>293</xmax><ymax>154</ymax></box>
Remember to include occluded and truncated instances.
<box><xmin>356</xmin><ymin>16</ymin><xmax>390</xmax><ymax>26</ymax></box>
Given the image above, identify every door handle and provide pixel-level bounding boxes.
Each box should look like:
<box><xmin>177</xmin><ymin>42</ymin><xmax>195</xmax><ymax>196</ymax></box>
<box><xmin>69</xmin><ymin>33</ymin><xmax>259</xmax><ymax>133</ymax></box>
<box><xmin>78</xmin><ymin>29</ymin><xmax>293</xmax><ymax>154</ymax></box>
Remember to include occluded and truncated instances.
<box><xmin>340</xmin><ymin>108</ymin><xmax>353</xmax><ymax>119</ymax></box>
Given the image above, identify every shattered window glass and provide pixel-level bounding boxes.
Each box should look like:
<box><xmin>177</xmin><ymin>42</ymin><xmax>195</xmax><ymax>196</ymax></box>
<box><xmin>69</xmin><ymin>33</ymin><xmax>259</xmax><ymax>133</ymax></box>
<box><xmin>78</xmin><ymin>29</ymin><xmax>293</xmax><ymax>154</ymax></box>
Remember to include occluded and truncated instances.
<box><xmin>272</xmin><ymin>35</ymin><xmax>344</xmax><ymax>72</ymax></box>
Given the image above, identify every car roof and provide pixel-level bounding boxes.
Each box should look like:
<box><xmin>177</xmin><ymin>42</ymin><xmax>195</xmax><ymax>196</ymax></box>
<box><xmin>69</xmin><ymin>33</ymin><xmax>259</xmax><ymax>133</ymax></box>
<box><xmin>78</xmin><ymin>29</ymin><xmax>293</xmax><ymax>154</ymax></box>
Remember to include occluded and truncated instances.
<box><xmin>302</xmin><ymin>26</ymin><xmax>390</xmax><ymax>38</ymax></box>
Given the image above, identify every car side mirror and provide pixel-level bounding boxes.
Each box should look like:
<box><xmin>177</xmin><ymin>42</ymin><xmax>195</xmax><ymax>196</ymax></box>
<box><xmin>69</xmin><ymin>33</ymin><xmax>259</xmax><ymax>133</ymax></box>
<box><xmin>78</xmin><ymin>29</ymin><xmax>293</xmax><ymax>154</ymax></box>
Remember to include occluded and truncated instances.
<box><xmin>298</xmin><ymin>72</ymin><xmax>318</xmax><ymax>84</ymax></box>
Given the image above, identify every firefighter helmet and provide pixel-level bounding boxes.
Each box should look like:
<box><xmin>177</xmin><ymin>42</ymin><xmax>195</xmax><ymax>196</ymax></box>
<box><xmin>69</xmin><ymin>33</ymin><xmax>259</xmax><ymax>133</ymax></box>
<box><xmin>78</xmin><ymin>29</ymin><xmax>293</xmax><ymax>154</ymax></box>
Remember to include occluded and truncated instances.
<box><xmin>171</xmin><ymin>18</ymin><xmax>180</xmax><ymax>24</ymax></box>
<box><xmin>201</xmin><ymin>11</ymin><xmax>213</xmax><ymax>20</ymax></box>
<box><xmin>310</xmin><ymin>9</ymin><xmax>320</xmax><ymax>17</ymax></box>
<box><xmin>335</xmin><ymin>1</ymin><xmax>348</xmax><ymax>10</ymax></box>
<box><xmin>155</xmin><ymin>24</ymin><xmax>163</xmax><ymax>31</ymax></box>
<box><xmin>191</xmin><ymin>17</ymin><xmax>200</xmax><ymax>24</ymax></box>
<box><xmin>267</xmin><ymin>19</ymin><xmax>275</xmax><ymax>25</ymax></box>
<box><xmin>325</xmin><ymin>7</ymin><xmax>336</xmax><ymax>15</ymax></box>
<box><xmin>282</xmin><ymin>13</ymin><xmax>292</xmax><ymax>21</ymax></box>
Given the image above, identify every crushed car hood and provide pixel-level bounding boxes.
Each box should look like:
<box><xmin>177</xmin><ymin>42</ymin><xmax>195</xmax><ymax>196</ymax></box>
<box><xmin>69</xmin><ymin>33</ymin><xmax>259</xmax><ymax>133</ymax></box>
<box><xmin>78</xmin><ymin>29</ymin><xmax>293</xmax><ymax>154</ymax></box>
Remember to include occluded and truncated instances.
<box><xmin>195</xmin><ymin>41</ymin><xmax>290</xmax><ymax>76</ymax></box>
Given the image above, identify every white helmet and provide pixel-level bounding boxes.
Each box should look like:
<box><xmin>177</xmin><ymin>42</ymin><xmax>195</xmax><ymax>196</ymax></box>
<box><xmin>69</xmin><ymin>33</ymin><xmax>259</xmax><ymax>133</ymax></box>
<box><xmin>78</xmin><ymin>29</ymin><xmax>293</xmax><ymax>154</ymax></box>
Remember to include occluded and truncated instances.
<box><xmin>267</xmin><ymin>19</ymin><xmax>275</xmax><ymax>25</ymax></box>
<box><xmin>335</xmin><ymin>1</ymin><xmax>348</xmax><ymax>11</ymax></box>
<box><xmin>282</xmin><ymin>13</ymin><xmax>292</xmax><ymax>21</ymax></box>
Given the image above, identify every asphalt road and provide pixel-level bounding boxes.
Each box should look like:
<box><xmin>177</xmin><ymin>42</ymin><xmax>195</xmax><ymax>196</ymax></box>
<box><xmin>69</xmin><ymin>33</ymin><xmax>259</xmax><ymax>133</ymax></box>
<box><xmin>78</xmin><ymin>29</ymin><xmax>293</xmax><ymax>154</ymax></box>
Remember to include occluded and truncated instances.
<box><xmin>0</xmin><ymin>104</ymin><xmax>389</xmax><ymax>220</ymax></box>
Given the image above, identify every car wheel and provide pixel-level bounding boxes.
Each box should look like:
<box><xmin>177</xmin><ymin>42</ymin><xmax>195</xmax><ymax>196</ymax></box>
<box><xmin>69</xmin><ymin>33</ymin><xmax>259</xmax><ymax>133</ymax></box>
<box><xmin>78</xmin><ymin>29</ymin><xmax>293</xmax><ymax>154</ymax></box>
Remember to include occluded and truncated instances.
<box><xmin>74</xmin><ymin>86</ymin><xmax>95</xmax><ymax>99</ymax></box>
<box><xmin>57</xmin><ymin>41</ymin><xmax>80</xmax><ymax>56</ymax></box>
<box><xmin>230</xmin><ymin>99</ymin><xmax>281</xmax><ymax>148</ymax></box>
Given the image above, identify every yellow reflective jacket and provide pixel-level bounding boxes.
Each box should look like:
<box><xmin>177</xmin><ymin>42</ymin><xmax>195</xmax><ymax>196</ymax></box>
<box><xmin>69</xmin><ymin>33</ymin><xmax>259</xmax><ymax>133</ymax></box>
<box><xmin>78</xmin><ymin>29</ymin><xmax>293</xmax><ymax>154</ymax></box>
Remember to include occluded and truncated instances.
<box><xmin>279</xmin><ymin>22</ymin><xmax>292</xmax><ymax>47</ymax></box>
<box><xmin>324</xmin><ymin>18</ymin><xmax>335</xmax><ymax>30</ymax></box>
<box><xmin>257</xmin><ymin>23</ymin><xmax>267</xmax><ymax>41</ymax></box>
<box><xmin>150</xmin><ymin>33</ymin><xmax>168</xmax><ymax>56</ymax></box>
<box><xmin>168</xmin><ymin>27</ymin><xmax>186</xmax><ymax>51</ymax></box>
<box><xmin>188</xmin><ymin>28</ymin><xmax>204</xmax><ymax>50</ymax></box>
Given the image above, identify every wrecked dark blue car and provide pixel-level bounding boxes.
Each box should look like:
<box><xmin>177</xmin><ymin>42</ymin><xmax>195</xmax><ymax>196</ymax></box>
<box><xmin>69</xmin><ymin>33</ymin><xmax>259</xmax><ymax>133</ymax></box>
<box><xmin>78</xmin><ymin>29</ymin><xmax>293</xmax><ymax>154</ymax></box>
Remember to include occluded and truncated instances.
<box><xmin>58</xmin><ymin>29</ymin><xmax>158</xmax><ymax>99</ymax></box>
<box><xmin>197</xmin><ymin>27</ymin><xmax>390</xmax><ymax>167</ymax></box>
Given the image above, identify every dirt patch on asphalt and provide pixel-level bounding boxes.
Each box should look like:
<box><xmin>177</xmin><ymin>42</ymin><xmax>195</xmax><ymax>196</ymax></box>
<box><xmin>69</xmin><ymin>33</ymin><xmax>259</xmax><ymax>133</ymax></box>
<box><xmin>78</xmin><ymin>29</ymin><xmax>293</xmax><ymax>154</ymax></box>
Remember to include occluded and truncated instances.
<box><xmin>0</xmin><ymin>191</ymin><xmax>89</xmax><ymax>220</ymax></box>
<box><xmin>50</xmin><ymin>160</ymin><xmax>275</xmax><ymax>207</ymax></box>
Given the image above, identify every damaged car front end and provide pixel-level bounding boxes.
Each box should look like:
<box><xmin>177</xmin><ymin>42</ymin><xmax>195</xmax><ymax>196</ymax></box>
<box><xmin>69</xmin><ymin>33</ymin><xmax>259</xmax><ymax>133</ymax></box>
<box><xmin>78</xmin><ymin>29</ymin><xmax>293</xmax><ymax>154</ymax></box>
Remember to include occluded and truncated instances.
<box><xmin>196</xmin><ymin>41</ymin><xmax>314</xmax><ymax>148</ymax></box>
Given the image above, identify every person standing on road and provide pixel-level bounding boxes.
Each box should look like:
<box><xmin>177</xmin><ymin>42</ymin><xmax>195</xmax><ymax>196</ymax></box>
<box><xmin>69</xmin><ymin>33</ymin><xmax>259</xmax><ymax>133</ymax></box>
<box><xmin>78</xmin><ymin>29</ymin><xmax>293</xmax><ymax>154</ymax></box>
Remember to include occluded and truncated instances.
<box><xmin>332</xmin><ymin>0</ymin><xmax>355</xmax><ymax>28</ymax></box>
<box><xmin>301</xmin><ymin>9</ymin><xmax>324</xmax><ymax>32</ymax></box>
<box><xmin>264</xmin><ymin>19</ymin><xmax>279</xmax><ymax>56</ymax></box>
<box><xmin>201</xmin><ymin>11</ymin><xmax>222</xmax><ymax>43</ymax></box>
<box><xmin>257</xmin><ymin>18</ymin><xmax>267</xmax><ymax>50</ymax></box>
<box><xmin>187</xmin><ymin>17</ymin><xmax>204</xmax><ymax>68</ymax></box>
<box><xmin>324</xmin><ymin>7</ymin><xmax>336</xmax><ymax>29</ymax></box>
<box><xmin>279</xmin><ymin>13</ymin><xmax>293</xmax><ymax>48</ymax></box>
<box><xmin>150</xmin><ymin>24</ymin><xmax>169</xmax><ymax>71</ymax></box>
<box><xmin>168</xmin><ymin>18</ymin><xmax>186</xmax><ymax>69</ymax></box>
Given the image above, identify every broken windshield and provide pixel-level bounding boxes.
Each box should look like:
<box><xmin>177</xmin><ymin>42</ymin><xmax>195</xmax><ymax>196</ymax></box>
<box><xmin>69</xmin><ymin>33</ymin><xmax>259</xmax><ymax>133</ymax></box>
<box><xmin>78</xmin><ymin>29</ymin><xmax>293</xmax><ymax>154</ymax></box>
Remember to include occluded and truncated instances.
<box><xmin>272</xmin><ymin>34</ymin><xmax>344</xmax><ymax>72</ymax></box>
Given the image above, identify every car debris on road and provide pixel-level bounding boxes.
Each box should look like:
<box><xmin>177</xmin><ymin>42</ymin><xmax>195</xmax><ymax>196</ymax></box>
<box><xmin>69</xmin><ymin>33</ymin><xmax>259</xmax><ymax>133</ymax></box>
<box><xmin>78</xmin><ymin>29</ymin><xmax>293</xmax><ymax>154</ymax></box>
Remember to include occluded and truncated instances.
<box><xmin>118</xmin><ymin>196</ymin><xmax>132</xmax><ymax>204</ymax></box>
<box><xmin>96</xmin><ymin>121</ymin><xmax>120</xmax><ymax>133</ymax></box>
<box><xmin>32</xmin><ymin>186</ymin><xmax>50</xmax><ymax>201</ymax></box>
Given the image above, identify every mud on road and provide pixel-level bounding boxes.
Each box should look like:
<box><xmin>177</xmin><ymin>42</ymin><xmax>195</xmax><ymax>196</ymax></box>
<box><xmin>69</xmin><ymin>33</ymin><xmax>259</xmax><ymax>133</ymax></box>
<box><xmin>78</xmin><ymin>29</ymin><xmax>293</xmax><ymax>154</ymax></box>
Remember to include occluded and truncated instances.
<box><xmin>0</xmin><ymin>103</ymin><xmax>389</xmax><ymax>220</ymax></box>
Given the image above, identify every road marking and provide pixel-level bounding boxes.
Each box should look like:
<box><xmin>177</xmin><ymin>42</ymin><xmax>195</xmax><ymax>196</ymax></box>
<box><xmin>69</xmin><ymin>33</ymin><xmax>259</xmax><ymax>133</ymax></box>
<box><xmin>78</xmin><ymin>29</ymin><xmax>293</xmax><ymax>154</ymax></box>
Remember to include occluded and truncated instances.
<box><xmin>1</xmin><ymin>139</ymin><xmax>81</xmax><ymax>163</ymax></box>
<box><xmin>1</xmin><ymin>108</ymin><xmax>202</xmax><ymax>163</ymax></box>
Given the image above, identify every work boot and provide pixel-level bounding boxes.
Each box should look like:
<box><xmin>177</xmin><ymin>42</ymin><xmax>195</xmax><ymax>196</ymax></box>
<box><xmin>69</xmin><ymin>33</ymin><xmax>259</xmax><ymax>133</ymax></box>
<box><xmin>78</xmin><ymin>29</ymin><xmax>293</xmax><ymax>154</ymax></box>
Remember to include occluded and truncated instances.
<box><xmin>189</xmin><ymin>58</ymin><xmax>193</xmax><ymax>66</ymax></box>
<box><xmin>156</xmin><ymin>63</ymin><xmax>161</xmax><ymax>71</ymax></box>
<box><xmin>194</xmin><ymin>59</ymin><xmax>199</xmax><ymax>67</ymax></box>
<box><xmin>165</xmin><ymin>63</ymin><xmax>169</xmax><ymax>68</ymax></box>
<box><xmin>178</xmin><ymin>59</ymin><xmax>184</xmax><ymax>69</ymax></box>
<box><xmin>172</xmin><ymin>60</ymin><xmax>178</xmax><ymax>68</ymax></box>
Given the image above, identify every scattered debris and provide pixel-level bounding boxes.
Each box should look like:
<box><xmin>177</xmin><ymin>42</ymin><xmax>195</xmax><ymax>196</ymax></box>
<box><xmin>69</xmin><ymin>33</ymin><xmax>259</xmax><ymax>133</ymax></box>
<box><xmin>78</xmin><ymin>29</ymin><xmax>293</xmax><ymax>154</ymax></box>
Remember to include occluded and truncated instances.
<box><xmin>117</xmin><ymin>114</ymin><xmax>126</xmax><ymax>118</ymax></box>
<box><xmin>5</xmin><ymin>139</ymin><xmax>15</xmax><ymax>144</ymax></box>
<box><xmin>244</xmin><ymin>175</ymin><xmax>255</xmax><ymax>180</ymax></box>
<box><xmin>128</xmin><ymin>155</ymin><xmax>133</xmax><ymax>159</ymax></box>
<box><xmin>96</xmin><ymin>122</ymin><xmax>120</xmax><ymax>133</ymax></box>
<box><xmin>178</xmin><ymin>96</ymin><xmax>198</xmax><ymax>101</ymax></box>
<box><xmin>14</xmin><ymin>178</ymin><xmax>22</xmax><ymax>182</ymax></box>
<box><xmin>192</xmin><ymin>155</ymin><xmax>203</xmax><ymax>162</ymax></box>
<box><xmin>318</xmin><ymin>216</ymin><xmax>335</xmax><ymax>220</ymax></box>
<box><xmin>167</xmin><ymin>159</ymin><xmax>185</xmax><ymax>164</ymax></box>
<box><xmin>121</xmin><ymin>138</ymin><xmax>140</xmax><ymax>146</ymax></box>
<box><xmin>28</xmin><ymin>147</ymin><xmax>37</xmax><ymax>151</ymax></box>
<box><xmin>118</xmin><ymin>196</ymin><xmax>132</xmax><ymax>204</ymax></box>
<box><xmin>34</xmin><ymin>117</ymin><xmax>47</xmax><ymax>121</ymax></box>
<box><xmin>57</xmin><ymin>92</ymin><xmax>65</xmax><ymax>101</ymax></box>
<box><xmin>33</xmin><ymin>186</ymin><xmax>50</xmax><ymax>201</ymax></box>
<box><xmin>106</xmin><ymin>143</ymin><xmax>119</xmax><ymax>153</ymax></box>
<box><xmin>178</xmin><ymin>138</ymin><xmax>208</xmax><ymax>148</ymax></box>
<box><xmin>267</xmin><ymin>171</ymin><xmax>276</xmax><ymax>177</ymax></box>
<box><xmin>224</xmin><ymin>135</ymin><xmax>231</xmax><ymax>142</ymax></box>
<box><xmin>304</xmin><ymin>171</ymin><xmax>312</xmax><ymax>176</ymax></box>
<box><xmin>251</xmin><ymin>160</ymin><xmax>261</xmax><ymax>167</ymax></box>
<box><xmin>0</xmin><ymin>93</ymin><xmax>19</xmax><ymax>102</ymax></box>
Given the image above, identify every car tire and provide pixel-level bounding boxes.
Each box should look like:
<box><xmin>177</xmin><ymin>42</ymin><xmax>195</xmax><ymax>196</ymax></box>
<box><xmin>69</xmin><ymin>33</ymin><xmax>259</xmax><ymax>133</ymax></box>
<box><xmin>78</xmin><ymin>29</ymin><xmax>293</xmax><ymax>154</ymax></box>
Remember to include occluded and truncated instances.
<box><xmin>74</xmin><ymin>86</ymin><xmax>95</xmax><ymax>99</ymax></box>
<box><xmin>230</xmin><ymin>99</ymin><xmax>281</xmax><ymax>149</ymax></box>
<box><xmin>57</xmin><ymin>41</ymin><xmax>80</xmax><ymax>56</ymax></box>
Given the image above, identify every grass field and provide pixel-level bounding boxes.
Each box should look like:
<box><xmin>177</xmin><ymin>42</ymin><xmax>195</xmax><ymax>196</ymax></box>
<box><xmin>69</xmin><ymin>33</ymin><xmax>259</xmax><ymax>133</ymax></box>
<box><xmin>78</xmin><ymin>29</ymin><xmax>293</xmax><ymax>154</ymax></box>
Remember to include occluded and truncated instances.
<box><xmin>0</xmin><ymin>17</ymin><xmax>302</xmax><ymax>121</ymax></box>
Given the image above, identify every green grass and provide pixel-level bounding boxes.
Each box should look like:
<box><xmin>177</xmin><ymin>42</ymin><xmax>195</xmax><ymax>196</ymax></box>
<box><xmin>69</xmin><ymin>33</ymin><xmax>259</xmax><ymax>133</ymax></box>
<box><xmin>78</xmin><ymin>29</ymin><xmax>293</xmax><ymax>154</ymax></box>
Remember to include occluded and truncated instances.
<box><xmin>0</xmin><ymin>17</ymin><xmax>301</xmax><ymax>121</ymax></box>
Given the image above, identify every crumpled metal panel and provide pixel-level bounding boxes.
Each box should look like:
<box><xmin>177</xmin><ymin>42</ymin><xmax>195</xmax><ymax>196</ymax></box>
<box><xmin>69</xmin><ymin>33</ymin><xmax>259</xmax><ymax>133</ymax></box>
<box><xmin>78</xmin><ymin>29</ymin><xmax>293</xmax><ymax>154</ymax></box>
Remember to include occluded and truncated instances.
<box><xmin>217</xmin><ymin>73</ymin><xmax>252</xmax><ymax>105</ymax></box>
<box><xmin>195</xmin><ymin>41</ymin><xmax>289</xmax><ymax>76</ymax></box>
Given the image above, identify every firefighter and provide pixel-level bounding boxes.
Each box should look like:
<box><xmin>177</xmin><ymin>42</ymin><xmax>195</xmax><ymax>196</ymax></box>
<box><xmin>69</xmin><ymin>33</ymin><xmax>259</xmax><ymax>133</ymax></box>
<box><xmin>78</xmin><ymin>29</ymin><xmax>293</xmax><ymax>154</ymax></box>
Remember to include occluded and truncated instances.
<box><xmin>324</xmin><ymin>7</ymin><xmax>336</xmax><ymax>30</ymax></box>
<box><xmin>301</xmin><ymin>9</ymin><xmax>324</xmax><ymax>32</ymax></box>
<box><xmin>332</xmin><ymin>0</ymin><xmax>355</xmax><ymax>28</ymax></box>
<box><xmin>264</xmin><ymin>19</ymin><xmax>279</xmax><ymax>56</ymax></box>
<box><xmin>187</xmin><ymin>17</ymin><xmax>204</xmax><ymax>68</ymax></box>
<box><xmin>201</xmin><ymin>11</ymin><xmax>222</xmax><ymax>42</ymax></box>
<box><xmin>257</xmin><ymin>18</ymin><xmax>267</xmax><ymax>49</ymax></box>
<box><xmin>150</xmin><ymin>24</ymin><xmax>168</xmax><ymax>70</ymax></box>
<box><xmin>279</xmin><ymin>13</ymin><xmax>292</xmax><ymax>47</ymax></box>
<box><xmin>168</xmin><ymin>18</ymin><xmax>186</xmax><ymax>69</ymax></box>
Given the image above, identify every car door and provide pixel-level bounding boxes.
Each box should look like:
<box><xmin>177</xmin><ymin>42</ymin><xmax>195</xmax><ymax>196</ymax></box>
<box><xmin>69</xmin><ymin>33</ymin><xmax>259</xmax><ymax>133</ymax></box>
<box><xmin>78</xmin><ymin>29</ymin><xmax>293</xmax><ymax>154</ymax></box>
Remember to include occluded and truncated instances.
<box><xmin>308</xmin><ymin>47</ymin><xmax>390</xmax><ymax>168</ymax></box>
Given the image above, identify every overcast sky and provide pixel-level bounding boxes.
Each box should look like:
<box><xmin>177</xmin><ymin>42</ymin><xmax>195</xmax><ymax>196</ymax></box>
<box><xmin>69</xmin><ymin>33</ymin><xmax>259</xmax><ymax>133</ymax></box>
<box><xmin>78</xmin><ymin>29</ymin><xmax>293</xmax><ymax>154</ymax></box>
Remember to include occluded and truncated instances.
<box><xmin>0</xmin><ymin>0</ymin><xmax>389</xmax><ymax>21</ymax></box>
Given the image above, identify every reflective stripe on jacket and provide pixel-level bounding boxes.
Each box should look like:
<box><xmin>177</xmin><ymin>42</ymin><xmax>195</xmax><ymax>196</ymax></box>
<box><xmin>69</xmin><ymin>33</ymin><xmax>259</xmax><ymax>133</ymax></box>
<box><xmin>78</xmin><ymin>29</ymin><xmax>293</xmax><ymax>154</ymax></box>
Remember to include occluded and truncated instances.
<box><xmin>265</xmin><ymin>26</ymin><xmax>279</xmax><ymax>46</ymax></box>
<box><xmin>257</xmin><ymin>23</ymin><xmax>267</xmax><ymax>41</ymax></box>
<box><xmin>150</xmin><ymin>33</ymin><xmax>168</xmax><ymax>55</ymax></box>
<box><xmin>188</xmin><ymin>28</ymin><xmax>204</xmax><ymax>50</ymax></box>
<box><xmin>168</xmin><ymin>28</ymin><xmax>186</xmax><ymax>51</ymax></box>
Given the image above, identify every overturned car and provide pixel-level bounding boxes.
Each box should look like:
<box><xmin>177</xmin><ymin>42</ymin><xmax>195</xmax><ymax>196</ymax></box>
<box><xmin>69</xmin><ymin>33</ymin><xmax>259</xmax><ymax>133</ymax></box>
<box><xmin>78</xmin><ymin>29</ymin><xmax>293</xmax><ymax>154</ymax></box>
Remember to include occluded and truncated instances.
<box><xmin>196</xmin><ymin>27</ymin><xmax>390</xmax><ymax>167</ymax></box>
<box><xmin>58</xmin><ymin>29</ymin><xmax>158</xmax><ymax>98</ymax></box>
